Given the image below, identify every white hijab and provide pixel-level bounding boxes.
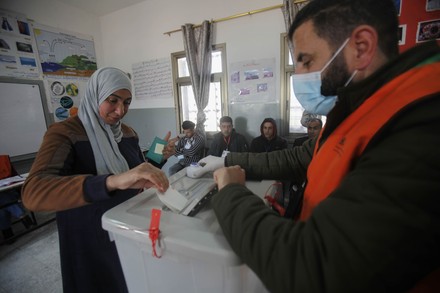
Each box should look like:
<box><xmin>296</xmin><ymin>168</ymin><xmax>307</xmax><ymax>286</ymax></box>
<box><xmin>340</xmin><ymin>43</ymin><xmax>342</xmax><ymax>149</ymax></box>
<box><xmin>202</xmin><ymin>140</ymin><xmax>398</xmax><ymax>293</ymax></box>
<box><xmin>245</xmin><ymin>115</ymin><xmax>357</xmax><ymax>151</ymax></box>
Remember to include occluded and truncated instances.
<box><xmin>78</xmin><ymin>67</ymin><xmax>132</xmax><ymax>175</ymax></box>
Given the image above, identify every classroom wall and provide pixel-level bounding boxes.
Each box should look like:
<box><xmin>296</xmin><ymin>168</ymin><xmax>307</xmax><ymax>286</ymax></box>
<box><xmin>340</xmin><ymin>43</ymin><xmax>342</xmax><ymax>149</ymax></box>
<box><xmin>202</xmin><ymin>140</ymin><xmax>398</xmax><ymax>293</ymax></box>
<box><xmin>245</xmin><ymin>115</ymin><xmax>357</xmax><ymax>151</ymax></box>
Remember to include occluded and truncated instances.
<box><xmin>99</xmin><ymin>0</ymin><xmax>287</xmax><ymax>139</ymax></box>
<box><xmin>1</xmin><ymin>0</ymin><xmax>287</xmax><ymax>142</ymax></box>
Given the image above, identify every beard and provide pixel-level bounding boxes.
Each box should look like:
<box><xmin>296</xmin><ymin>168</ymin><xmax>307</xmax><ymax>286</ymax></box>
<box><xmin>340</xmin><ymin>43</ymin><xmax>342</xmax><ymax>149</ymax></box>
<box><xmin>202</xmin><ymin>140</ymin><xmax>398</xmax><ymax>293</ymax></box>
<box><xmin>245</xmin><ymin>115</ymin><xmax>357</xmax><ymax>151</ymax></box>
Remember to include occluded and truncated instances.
<box><xmin>321</xmin><ymin>54</ymin><xmax>351</xmax><ymax>96</ymax></box>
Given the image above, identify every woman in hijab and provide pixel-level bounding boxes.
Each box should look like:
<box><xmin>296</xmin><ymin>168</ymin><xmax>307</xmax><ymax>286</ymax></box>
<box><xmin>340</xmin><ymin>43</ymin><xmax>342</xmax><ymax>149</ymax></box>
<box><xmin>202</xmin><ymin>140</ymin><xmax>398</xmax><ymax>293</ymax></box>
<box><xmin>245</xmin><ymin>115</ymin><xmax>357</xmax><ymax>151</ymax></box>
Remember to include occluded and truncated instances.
<box><xmin>22</xmin><ymin>67</ymin><xmax>169</xmax><ymax>293</ymax></box>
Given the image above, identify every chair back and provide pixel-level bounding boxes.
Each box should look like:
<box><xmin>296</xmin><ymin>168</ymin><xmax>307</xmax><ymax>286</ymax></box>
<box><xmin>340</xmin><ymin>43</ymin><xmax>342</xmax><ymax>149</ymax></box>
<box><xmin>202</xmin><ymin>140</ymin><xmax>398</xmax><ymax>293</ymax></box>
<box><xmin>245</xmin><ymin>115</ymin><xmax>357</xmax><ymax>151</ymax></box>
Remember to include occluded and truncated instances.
<box><xmin>0</xmin><ymin>155</ymin><xmax>18</xmax><ymax>179</ymax></box>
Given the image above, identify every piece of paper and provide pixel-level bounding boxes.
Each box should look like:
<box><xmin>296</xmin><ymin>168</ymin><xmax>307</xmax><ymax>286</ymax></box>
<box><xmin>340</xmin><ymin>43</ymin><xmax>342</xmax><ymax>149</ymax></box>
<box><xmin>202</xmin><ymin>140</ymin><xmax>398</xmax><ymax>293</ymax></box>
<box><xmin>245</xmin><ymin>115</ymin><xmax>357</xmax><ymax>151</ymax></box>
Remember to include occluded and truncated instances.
<box><xmin>0</xmin><ymin>175</ymin><xmax>25</xmax><ymax>187</ymax></box>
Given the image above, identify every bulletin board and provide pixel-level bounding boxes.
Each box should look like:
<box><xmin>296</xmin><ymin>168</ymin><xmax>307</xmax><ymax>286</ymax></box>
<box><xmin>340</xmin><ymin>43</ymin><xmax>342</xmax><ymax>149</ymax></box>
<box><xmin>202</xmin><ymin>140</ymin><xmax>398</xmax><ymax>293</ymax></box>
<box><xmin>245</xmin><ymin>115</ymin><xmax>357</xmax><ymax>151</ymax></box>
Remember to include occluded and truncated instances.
<box><xmin>0</xmin><ymin>77</ymin><xmax>53</xmax><ymax>160</ymax></box>
<box><xmin>397</xmin><ymin>0</ymin><xmax>440</xmax><ymax>52</ymax></box>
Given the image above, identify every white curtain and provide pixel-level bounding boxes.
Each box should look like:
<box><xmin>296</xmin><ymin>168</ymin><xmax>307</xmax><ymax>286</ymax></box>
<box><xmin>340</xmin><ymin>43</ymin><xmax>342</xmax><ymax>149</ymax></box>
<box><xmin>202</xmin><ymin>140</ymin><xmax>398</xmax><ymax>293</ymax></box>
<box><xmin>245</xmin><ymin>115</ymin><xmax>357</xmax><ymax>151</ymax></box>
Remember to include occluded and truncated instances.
<box><xmin>181</xmin><ymin>20</ymin><xmax>213</xmax><ymax>139</ymax></box>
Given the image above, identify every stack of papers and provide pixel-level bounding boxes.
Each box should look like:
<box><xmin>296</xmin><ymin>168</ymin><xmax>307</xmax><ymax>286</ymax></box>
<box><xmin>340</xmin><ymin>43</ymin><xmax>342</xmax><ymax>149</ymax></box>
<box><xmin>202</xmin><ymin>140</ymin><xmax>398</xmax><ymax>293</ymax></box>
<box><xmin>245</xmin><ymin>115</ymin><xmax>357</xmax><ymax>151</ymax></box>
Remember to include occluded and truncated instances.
<box><xmin>0</xmin><ymin>175</ymin><xmax>26</xmax><ymax>187</ymax></box>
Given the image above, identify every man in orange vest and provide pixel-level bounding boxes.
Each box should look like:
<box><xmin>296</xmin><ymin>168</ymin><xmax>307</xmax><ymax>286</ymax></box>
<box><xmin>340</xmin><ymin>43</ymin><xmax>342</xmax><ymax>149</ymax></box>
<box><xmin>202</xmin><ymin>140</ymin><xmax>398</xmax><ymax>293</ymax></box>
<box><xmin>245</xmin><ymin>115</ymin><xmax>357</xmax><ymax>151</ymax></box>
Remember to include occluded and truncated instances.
<box><xmin>195</xmin><ymin>0</ymin><xmax>440</xmax><ymax>292</ymax></box>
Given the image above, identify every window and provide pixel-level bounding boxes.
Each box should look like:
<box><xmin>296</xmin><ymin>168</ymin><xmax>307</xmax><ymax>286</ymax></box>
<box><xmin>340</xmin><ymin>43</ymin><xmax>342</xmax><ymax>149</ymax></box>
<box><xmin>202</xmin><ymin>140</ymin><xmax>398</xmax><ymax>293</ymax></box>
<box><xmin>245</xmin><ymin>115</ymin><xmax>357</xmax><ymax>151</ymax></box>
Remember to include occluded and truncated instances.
<box><xmin>280</xmin><ymin>34</ymin><xmax>325</xmax><ymax>135</ymax></box>
<box><xmin>171</xmin><ymin>44</ymin><xmax>227</xmax><ymax>133</ymax></box>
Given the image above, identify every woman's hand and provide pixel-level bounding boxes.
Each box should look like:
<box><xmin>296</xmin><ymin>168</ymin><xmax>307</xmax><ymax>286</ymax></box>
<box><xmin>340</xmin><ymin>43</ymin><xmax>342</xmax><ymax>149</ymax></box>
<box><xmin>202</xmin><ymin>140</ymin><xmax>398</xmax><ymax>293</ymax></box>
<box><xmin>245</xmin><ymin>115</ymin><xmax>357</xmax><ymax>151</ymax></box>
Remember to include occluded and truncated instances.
<box><xmin>213</xmin><ymin>165</ymin><xmax>245</xmax><ymax>190</ymax></box>
<box><xmin>106</xmin><ymin>162</ymin><xmax>169</xmax><ymax>193</ymax></box>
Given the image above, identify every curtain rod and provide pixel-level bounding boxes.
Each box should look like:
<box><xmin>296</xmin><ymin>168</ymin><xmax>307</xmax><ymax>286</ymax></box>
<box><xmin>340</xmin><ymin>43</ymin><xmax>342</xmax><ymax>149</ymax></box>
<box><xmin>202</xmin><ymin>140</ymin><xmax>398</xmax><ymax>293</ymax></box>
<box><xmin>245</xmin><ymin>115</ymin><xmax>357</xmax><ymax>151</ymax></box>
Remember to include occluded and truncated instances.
<box><xmin>163</xmin><ymin>0</ymin><xmax>308</xmax><ymax>36</ymax></box>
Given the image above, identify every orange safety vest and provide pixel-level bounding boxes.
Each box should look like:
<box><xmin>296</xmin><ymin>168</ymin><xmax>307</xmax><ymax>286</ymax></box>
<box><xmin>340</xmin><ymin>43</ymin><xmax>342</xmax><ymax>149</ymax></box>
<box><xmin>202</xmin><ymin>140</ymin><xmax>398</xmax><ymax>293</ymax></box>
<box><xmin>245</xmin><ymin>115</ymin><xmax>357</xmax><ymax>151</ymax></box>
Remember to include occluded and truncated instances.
<box><xmin>300</xmin><ymin>61</ymin><xmax>440</xmax><ymax>292</ymax></box>
<box><xmin>301</xmin><ymin>62</ymin><xmax>440</xmax><ymax>220</ymax></box>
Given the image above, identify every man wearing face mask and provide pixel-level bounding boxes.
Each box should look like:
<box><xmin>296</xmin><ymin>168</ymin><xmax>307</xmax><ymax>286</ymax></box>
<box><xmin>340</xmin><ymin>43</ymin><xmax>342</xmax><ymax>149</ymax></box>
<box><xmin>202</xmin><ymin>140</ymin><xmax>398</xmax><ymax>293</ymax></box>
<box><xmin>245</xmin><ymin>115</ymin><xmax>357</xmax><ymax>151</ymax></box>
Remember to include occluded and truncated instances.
<box><xmin>194</xmin><ymin>0</ymin><xmax>440</xmax><ymax>292</ymax></box>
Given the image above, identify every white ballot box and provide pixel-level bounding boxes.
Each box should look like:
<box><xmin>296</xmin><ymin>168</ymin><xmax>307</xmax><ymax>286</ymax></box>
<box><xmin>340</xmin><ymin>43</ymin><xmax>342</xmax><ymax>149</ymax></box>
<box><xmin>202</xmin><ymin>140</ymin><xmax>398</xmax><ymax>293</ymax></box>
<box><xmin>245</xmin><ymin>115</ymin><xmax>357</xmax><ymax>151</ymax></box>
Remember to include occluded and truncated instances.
<box><xmin>102</xmin><ymin>180</ymin><xmax>274</xmax><ymax>293</ymax></box>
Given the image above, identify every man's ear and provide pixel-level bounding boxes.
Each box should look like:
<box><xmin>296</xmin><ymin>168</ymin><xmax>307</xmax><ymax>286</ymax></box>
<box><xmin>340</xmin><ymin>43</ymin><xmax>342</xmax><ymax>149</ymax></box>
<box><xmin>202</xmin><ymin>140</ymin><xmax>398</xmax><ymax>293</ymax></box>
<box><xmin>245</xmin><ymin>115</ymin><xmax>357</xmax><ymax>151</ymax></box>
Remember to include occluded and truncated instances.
<box><xmin>348</xmin><ymin>25</ymin><xmax>379</xmax><ymax>71</ymax></box>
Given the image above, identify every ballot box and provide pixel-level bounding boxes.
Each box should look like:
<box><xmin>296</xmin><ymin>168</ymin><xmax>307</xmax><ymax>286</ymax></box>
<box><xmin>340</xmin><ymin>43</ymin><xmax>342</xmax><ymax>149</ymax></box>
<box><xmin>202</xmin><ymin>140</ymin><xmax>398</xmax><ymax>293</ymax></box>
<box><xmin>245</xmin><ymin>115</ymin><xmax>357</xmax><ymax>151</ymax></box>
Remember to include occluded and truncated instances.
<box><xmin>102</xmin><ymin>180</ymin><xmax>274</xmax><ymax>293</ymax></box>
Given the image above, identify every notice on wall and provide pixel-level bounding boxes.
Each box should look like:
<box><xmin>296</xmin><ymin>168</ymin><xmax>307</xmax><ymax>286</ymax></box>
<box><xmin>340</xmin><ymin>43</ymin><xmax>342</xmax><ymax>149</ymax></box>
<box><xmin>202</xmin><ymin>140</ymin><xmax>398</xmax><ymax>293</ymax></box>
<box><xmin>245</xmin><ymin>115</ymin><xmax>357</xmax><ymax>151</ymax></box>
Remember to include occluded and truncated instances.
<box><xmin>132</xmin><ymin>58</ymin><xmax>173</xmax><ymax>101</ymax></box>
<box><xmin>0</xmin><ymin>9</ymin><xmax>41</xmax><ymax>78</ymax></box>
<box><xmin>229</xmin><ymin>58</ymin><xmax>276</xmax><ymax>104</ymax></box>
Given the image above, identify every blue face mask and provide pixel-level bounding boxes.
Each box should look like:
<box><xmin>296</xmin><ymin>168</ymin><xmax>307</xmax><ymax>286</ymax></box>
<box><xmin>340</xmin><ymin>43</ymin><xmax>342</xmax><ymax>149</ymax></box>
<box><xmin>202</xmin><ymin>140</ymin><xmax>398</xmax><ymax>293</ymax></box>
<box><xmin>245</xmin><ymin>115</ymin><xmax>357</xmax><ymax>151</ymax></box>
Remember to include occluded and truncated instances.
<box><xmin>292</xmin><ymin>38</ymin><xmax>357</xmax><ymax>115</ymax></box>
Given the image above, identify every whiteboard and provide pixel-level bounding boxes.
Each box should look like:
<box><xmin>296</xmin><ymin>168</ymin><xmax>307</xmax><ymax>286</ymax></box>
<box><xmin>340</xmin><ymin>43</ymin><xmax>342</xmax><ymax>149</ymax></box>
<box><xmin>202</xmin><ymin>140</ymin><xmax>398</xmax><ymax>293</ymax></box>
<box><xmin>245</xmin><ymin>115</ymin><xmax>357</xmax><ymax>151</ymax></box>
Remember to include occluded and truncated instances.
<box><xmin>0</xmin><ymin>78</ymin><xmax>52</xmax><ymax>159</ymax></box>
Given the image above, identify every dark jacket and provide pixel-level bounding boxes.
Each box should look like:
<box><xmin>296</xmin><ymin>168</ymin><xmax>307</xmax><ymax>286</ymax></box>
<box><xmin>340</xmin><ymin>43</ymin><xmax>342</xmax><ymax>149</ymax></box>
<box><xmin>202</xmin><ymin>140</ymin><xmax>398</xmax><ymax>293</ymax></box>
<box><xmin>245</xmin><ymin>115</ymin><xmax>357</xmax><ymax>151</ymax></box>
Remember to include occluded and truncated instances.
<box><xmin>208</xmin><ymin>129</ymin><xmax>248</xmax><ymax>157</ymax></box>
<box><xmin>250</xmin><ymin>118</ymin><xmax>288</xmax><ymax>153</ymax></box>
<box><xmin>211</xmin><ymin>42</ymin><xmax>440</xmax><ymax>293</ymax></box>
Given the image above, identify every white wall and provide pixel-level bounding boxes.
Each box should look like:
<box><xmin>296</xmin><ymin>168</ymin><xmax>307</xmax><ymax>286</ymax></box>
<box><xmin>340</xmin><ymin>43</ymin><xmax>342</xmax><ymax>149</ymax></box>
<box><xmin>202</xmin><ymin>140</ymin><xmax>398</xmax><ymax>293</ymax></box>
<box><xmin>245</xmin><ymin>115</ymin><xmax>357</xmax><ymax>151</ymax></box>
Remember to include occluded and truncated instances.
<box><xmin>99</xmin><ymin>0</ymin><xmax>286</xmax><ymax>110</ymax></box>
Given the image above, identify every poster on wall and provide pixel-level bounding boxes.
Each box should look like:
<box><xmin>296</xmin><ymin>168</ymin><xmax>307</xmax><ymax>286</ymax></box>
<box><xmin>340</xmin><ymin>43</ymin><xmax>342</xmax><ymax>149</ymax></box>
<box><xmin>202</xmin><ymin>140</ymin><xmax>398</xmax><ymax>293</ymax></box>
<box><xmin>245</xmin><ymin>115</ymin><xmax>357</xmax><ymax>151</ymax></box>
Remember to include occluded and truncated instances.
<box><xmin>45</xmin><ymin>77</ymin><xmax>88</xmax><ymax>122</ymax></box>
<box><xmin>33</xmin><ymin>24</ymin><xmax>97</xmax><ymax>77</ymax></box>
<box><xmin>416</xmin><ymin>19</ymin><xmax>440</xmax><ymax>42</ymax></box>
<box><xmin>229</xmin><ymin>58</ymin><xmax>276</xmax><ymax>104</ymax></box>
<box><xmin>398</xmin><ymin>25</ymin><xmax>407</xmax><ymax>45</ymax></box>
<box><xmin>0</xmin><ymin>9</ymin><xmax>41</xmax><ymax>78</ymax></box>
<box><xmin>426</xmin><ymin>0</ymin><xmax>440</xmax><ymax>11</ymax></box>
<box><xmin>131</xmin><ymin>58</ymin><xmax>173</xmax><ymax>102</ymax></box>
<box><xmin>394</xmin><ymin>0</ymin><xmax>402</xmax><ymax>15</ymax></box>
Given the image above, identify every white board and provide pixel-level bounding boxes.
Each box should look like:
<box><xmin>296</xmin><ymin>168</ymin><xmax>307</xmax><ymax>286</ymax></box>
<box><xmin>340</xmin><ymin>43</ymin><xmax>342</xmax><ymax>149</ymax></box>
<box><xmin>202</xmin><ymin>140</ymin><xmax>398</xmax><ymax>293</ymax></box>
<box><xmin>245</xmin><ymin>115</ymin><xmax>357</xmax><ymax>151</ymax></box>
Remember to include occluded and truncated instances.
<box><xmin>0</xmin><ymin>79</ymin><xmax>50</xmax><ymax>158</ymax></box>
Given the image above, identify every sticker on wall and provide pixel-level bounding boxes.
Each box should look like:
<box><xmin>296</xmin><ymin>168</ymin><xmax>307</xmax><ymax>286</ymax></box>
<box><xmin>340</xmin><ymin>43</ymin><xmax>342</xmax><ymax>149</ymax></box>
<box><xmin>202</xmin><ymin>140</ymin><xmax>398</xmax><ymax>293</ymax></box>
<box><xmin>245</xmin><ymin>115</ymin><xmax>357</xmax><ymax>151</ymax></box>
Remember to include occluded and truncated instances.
<box><xmin>60</xmin><ymin>96</ymin><xmax>73</xmax><ymax>109</ymax></box>
<box><xmin>66</xmin><ymin>83</ymin><xmax>79</xmax><ymax>96</ymax></box>
<box><xmin>51</xmin><ymin>81</ymin><xmax>65</xmax><ymax>96</ymax></box>
<box><xmin>55</xmin><ymin>107</ymin><xmax>69</xmax><ymax>120</ymax></box>
<box><xmin>416</xmin><ymin>19</ymin><xmax>440</xmax><ymax>42</ymax></box>
<box><xmin>69</xmin><ymin>107</ymin><xmax>78</xmax><ymax>117</ymax></box>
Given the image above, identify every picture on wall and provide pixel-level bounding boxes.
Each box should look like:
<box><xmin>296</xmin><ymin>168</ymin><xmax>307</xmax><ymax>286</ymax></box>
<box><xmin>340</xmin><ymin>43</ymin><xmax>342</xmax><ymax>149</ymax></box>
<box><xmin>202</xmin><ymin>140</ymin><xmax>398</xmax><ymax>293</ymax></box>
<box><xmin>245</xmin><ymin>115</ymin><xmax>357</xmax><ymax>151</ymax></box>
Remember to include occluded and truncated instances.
<box><xmin>394</xmin><ymin>0</ymin><xmax>402</xmax><ymax>15</ymax></box>
<box><xmin>416</xmin><ymin>19</ymin><xmax>440</xmax><ymax>42</ymax></box>
<box><xmin>398</xmin><ymin>25</ymin><xmax>407</xmax><ymax>45</ymax></box>
<box><xmin>426</xmin><ymin>0</ymin><xmax>440</xmax><ymax>11</ymax></box>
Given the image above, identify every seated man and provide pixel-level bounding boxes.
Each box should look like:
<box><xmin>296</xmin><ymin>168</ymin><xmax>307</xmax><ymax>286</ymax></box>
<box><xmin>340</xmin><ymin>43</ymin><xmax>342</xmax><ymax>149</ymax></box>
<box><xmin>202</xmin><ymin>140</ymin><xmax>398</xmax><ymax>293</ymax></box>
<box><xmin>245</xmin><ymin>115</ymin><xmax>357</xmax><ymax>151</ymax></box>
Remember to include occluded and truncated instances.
<box><xmin>208</xmin><ymin>116</ymin><xmax>248</xmax><ymax>157</ymax></box>
<box><xmin>293</xmin><ymin>117</ymin><xmax>323</xmax><ymax>146</ymax></box>
<box><xmin>250</xmin><ymin>118</ymin><xmax>288</xmax><ymax>153</ymax></box>
<box><xmin>168</xmin><ymin>120</ymin><xmax>205</xmax><ymax>176</ymax></box>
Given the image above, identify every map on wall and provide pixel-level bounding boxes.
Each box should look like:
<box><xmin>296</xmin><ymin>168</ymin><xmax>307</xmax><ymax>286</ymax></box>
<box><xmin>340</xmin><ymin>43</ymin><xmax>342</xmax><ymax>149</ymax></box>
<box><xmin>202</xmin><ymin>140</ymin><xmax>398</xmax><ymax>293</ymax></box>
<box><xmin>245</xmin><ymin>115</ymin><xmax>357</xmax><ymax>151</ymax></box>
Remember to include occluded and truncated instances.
<box><xmin>33</xmin><ymin>26</ymin><xmax>97</xmax><ymax>77</ymax></box>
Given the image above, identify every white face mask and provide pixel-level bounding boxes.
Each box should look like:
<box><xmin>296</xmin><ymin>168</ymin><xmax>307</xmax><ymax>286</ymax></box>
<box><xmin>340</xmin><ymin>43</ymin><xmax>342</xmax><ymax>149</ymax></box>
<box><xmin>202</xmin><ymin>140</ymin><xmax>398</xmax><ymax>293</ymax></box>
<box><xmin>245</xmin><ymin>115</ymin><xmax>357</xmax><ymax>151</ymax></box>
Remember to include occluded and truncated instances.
<box><xmin>292</xmin><ymin>38</ymin><xmax>357</xmax><ymax>115</ymax></box>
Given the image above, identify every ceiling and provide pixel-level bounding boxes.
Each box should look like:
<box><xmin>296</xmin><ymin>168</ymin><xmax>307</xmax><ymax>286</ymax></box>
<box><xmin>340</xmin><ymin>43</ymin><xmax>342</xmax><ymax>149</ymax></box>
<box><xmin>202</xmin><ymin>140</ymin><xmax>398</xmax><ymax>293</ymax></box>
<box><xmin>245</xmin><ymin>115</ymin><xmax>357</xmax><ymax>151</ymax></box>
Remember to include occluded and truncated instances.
<box><xmin>57</xmin><ymin>0</ymin><xmax>146</xmax><ymax>16</ymax></box>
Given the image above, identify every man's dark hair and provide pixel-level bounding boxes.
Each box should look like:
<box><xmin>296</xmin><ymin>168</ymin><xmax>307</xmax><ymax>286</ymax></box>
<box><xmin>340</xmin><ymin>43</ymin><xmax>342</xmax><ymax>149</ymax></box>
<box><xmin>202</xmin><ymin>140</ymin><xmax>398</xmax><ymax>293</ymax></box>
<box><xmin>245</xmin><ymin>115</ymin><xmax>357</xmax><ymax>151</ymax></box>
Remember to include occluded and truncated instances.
<box><xmin>288</xmin><ymin>0</ymin><xmax>399</xmax><ymax>59</ymax></box>
<box><xmin>260</xmin><ymin>118</ymin><xmax>278</xmax><ymax>136</ymax></box>
<box><xmin>182</xmin><ymin>120</ymin><xmax>195</xmax><ymax>130</ymax></box>
<box><xmin>220</xmin><ymin>116</ymin><xmax>233</xmax><ymax>124</ymax></box>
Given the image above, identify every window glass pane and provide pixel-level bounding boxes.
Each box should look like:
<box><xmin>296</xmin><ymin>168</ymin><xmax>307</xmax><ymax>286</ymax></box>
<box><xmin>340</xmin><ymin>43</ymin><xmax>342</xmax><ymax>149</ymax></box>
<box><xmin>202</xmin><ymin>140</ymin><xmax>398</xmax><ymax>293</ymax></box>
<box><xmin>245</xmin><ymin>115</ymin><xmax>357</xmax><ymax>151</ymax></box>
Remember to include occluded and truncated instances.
<box><xmin>177</xmin><ymin>57</ymin><xmax>189</xmax><ymax>77</ymax></box>
<box><xmin>181</xmin><ymin>82</ymin><xmax>222</xmax><ymax>132</ymax></box>
<box><xmin>289</xmin><ymin>75</ymin><xmax>306</xmax><ymax>133</ymax></box>
<box><xmin>177</xmin><ymin>51</ymin><xmax>222</xmax><ymax>77</ymax></box>
<box><xmin>211</xmin><ymin>51</ymin><xmax>222</xmax><ymax>74</ymax></box>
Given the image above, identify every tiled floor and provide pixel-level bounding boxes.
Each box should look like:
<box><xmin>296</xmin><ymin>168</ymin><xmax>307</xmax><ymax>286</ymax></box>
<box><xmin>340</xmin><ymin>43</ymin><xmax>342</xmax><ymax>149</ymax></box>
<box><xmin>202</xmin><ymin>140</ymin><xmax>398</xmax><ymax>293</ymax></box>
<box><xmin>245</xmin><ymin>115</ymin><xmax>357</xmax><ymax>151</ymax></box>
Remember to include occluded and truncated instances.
<box><xmin>0</xmin><ymin>213</ymin><xmax>62</xmax><ymax>293</ymax></box>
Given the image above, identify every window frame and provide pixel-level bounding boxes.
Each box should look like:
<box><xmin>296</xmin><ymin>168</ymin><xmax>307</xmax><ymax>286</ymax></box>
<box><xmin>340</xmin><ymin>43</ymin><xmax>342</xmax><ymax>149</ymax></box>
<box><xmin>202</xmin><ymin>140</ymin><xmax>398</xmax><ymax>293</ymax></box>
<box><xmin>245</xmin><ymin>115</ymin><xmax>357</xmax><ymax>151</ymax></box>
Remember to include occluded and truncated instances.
<box><xmin>280</xmin><ymin>33</ymin><xmax>304</xmax><ymax>139</ymax></box>
<box><xmin>171</xmin><ymin>43</ymin><xmax>228</xmax><ymax>137</ymax></box>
